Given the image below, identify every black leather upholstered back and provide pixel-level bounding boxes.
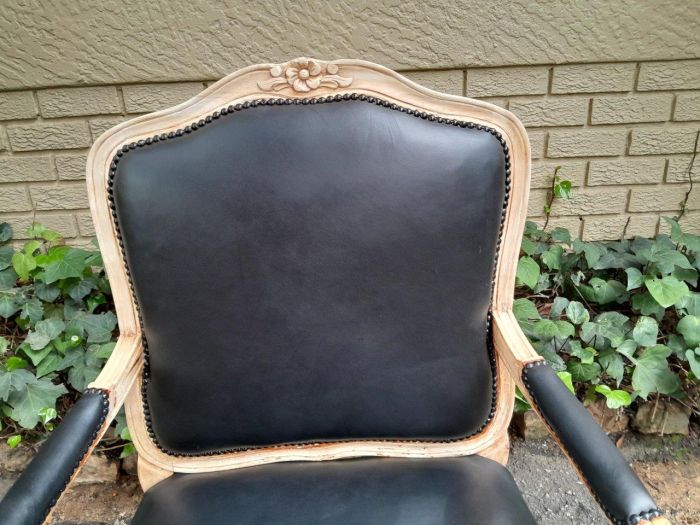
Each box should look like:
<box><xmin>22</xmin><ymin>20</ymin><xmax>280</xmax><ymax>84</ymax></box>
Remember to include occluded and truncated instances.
<box><xmin>111</xmin><ymin>97</ymin><xmax>507</xmax><ymax>454</ymax></box>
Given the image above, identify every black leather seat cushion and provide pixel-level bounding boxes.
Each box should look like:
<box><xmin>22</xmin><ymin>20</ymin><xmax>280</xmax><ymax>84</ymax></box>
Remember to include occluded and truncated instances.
<box><xmin>113</xmin><ymin>99</ymin><xmax>507</xmax><ymax>453</ymax></box>
<box><xmin>131</xmin><ymin>455</ymin><xmax>535</xmax><ymax>525</ymax></box>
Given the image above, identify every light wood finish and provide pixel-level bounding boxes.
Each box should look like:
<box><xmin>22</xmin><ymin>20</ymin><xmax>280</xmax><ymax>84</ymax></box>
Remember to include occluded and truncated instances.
<box><xmin>137</xmin><ymin>454</ymin><xmax>174</xmax><ymax>492</ymax></box>
<box><xmin>84</xmin><ymin>58</ymin><xmax>531</xmax><ymax>480</ymax></box>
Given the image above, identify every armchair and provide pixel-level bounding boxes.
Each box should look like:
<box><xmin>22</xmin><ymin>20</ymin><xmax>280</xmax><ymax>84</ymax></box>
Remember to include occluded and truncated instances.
<box><xmin>0</xmin><ymin>58</ymin><xmax>670</xmax><ymax>525</ymax></box>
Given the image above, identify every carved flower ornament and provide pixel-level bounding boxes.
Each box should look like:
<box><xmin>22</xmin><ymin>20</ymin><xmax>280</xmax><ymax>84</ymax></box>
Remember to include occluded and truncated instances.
<box><xmin>258</xmin><ymin>58</ymin><xmax>353</xmax><ymax>93</ymax></box>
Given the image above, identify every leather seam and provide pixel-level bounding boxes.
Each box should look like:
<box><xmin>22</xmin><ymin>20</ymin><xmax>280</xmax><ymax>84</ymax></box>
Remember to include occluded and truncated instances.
<box><xmin>106</xmin><ymin>94</ymin><xmax>510</xmax><ymax>458</ymax></box>
<box><xmin>521</xmin><ymin>362</ymin><xmax>662</xmax><ymax>525</ymax></box>
<box><xmin>40</xmin><ymin>388</ymin><xmax>110</xmax><ymax>524</ymax></box>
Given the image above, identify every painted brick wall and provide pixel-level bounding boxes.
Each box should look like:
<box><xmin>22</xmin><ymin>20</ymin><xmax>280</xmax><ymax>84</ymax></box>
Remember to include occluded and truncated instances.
<box><xmin>0</xmin><ymin>60</ymin><xmax>698</xmax><ymax>243</ymax></box>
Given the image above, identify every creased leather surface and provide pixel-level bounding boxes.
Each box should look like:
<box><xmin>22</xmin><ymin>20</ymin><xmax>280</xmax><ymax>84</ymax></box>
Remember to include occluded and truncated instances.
<box><xmin>0</xmin><ymin>390</ymin><xmax>107</xmax><ymax>525</ymax></box>
<box><xmin>132</xmin><ymin>455</ymin><xmax>536</xmax><ymax>525</ymax></box>
<box><xmin>524</xmin><ymin>363</ymin><xmax>658</xmax><ymax>523</ymax></box>
<box><xmin>113</xmin><ymin>99</ymin><xmax>506</xmax><ymax>453</ymax></box>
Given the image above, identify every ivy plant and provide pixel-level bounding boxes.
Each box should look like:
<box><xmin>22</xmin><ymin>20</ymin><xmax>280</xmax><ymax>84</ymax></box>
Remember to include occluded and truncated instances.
<box><xmin>0</xmin><ymin>223</ymin><xmax>118</xmax><ymax>445</ymax></box>
<box><xmin>515</xmin><ymin>218</ymin><xmax>700</xmax><ymax>414</ymax></box>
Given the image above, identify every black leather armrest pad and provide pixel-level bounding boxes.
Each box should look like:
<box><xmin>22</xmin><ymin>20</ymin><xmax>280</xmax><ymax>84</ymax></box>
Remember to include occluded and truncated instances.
<box><xmin>0</xmin><ymin>389</ymin><xmax>109</xmax><ymax>525</ymax></box>
<box><xmin>522</xmin><ymin>362</ymin><xmax>662</xmax><ymax>525</ymax></box>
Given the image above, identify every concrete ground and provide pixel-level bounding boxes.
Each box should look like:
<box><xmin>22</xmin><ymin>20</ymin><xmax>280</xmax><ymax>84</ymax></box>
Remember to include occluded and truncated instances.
<box><xmin>1</xmin><ymin>434</ymin><xmax>696</xmax><ymax>524</ymax></box>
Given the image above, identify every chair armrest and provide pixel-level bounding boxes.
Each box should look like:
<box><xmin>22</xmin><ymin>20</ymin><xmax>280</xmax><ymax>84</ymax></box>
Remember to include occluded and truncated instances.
<box><xmin>493</xmin><ymin>311</ymin><xmax>669</xmax><ymax>525</ymax></box>
<box><xmin>0</xmin><ymin>336</ymin><xmax>142</xmax><ymax>525</ymax></box>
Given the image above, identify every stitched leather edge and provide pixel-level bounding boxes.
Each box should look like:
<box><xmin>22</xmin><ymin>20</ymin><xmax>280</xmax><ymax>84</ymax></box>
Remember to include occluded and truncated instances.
<box><xmin>521</xmin><ymin>361</ymin><xmax>663</xmax><ymax>525</ymax></box>
<box><xmin>107</xmin><ymin>94</ymin><xmax>511</xmax><ymax>457</ymax></box>
<box><xmin>40</xmin><ymin>388</ymin><xmax>110</xmax><ymax>524</ymax></box>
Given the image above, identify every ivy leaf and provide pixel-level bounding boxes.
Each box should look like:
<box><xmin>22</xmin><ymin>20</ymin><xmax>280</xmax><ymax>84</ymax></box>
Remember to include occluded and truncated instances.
<box><xmin>580</xmin><ymin>277</ymin><xmax>627</xmax><ymax>305</ymax></box>
<box><xmin>26</xmin><ymin>319</ymin><xmax>66</xmax><ymax>350</ymax></box>
<box><xmin>0</xmin><ymin>223</ymin><xmax>12</xmax><ymax>243</ymax></box>
<box><xmin>521</xmin><ymin>236</ymin><xmax>537</xmax><ymax>256</ymax></box>
<box><xmin>569</xmin><ymin>340</ymin><xmax>597</xmax><ymax>364</ymax></box>
<box><xmin>36</xmin><ymin>354</ymin><xmax>62</xmax><ymax>378</ymax></box>
<box><xmin>20</xmin><ymin>297</ymin><xmax>44</xmax><ymax>324</ymax></box>
<box><xmin>616</xmin><ymin>339</ymin><xmax>638</xmax><ymax>362</ymax></box>
<box><xmin>632</xmin><ymin>345</ymin><xmax>680</xmax><ymax>399</ymax></box>
<box><xmin>0</xmin><ymin>294</ymin><xmax>19</xmax><ymax>318</ymax></box>
<box><xmin>632</xmin><ymin>316</ymin><xmax>658</xmax><ymax>347</ymax></box>
<box><xmin>677</xmin><ymin>315</ymin><xmax>700</xmax><ymax>348</ymax></box>
<box><xmin>74</xmin><ymin>312</ymin><xmax>117</xmax><ymax>343</ymax></box>
<box><xmin>66</xmin><ymin>277</ymin><xmax>96</xmax><ymax>302</ymax></box>
<box><xmin>594</xmin><ymin>385</ymin><xmax>632</xmax><ymax>409</ymax></box>
<box><xmin>556</xmin><ymin>371</ymin><xmax>575</xmax><ymax>393</ymax></box>
<box><xmin>644</xmin><ymin>275</ymin><xmax>689</xmax><ymax>308</ymax></box>
<box><xmin>34</xmin><ymin>281</ymin><xmax>61</xmax><ymax>302</ymax></box>
<box><xmin>567</xmin><ymin>359</ymin><xmax>601</xmax><ymax>382</ymax></box>
<box><xmin>551</xmin><ymin>228</ymin><xmax>572</xmax><ymax>245</ymax></box>
<box><xmin>12</xmin><ymin>252</ymin><xmax>36</xmax><ymax>281</ymax></box>
<box><xmin>625</xmin><ymin>268</ymin><xmax>643</xmax><ymax>291</ymax></box>
<box><xmin>0</xmin><ymin>369</ymin><xmax>34</xmax><ymax>402</ymax></box>
<box><xmin>0</xmin><ymin>268</ymin><xmax>18</xmax><ymax>290</ymax></box>
<box><xmin>673</xmin><ymin>267</ymin><xmax>698</xmax><ymax>287</ymax></box>
<box><xmin>43</xmin><ymin>249</ymin><xmax>88</xmax><ymax>284</ymax></box>
<box><xmin>565</xmin><ymin>301</ymin><xmax>589</xmax><ymax>325</ymax></box>
<box><xmin>598</xmin><ymin>349</ymin><xmax>625</xmax><ymax>385</ymax></box>
<box><xmin>0</xmin><ymin>246</ymin><xmax>13</xmax><ymax>271</ymax></box>
<box><xmin>7</xmin><ymin>376</ymin><xmax>67</xmax><ymax>428</ymax></box>
<box><xmin>541</xmin><ymin>245</ymin><xmax>563</xmax><ymax>271</ymax></box>
<box><xmin>685</xmin><ymin>349</ymin><xmax>700</xmax><ymax>378</ymax></box>
<box><xmin>533</xmin><ymin>319</ymin><xmax>574</xmax><ymax>341</ymax></box>
<box><xmin>631</xmin><ymin>292</ymin><xmax>666</xmax><ymax>320</ymax></box>
<box><xmin>663</xmin><ymin>216</ymin><xmax>700</xmax><ymax>253</ymax></box>
<box><xmin>516</xmin><ymin>256</ymin><xmax>540</xmax><ymax>290</ymax></box>
<box><xmin>21</xmin><ymin>343</ymin><xmax>54</xmax><ymax>366</ymax></box>
<box><xmin>675</xmin><ymin>292</ymin><xmax>700</xmax><ymax>316</ymax></box>
<box><xmin>549</xmin><ymin>297</ymin><xmax>569</xmax><ymax>319</ymax></box>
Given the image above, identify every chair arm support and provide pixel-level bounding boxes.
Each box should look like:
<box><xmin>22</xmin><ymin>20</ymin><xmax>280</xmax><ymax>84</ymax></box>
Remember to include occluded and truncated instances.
<box><xmin>0</xmin><ymin>389</ymin><xmax>109</xmax><ymax>525</ymax></box>
<box><xmin>0</xmin><ymin>336</ymin><xmax>141</xmax><ymax>525</ymax></box>
<box><xmin>493</xmin><ymin>312</ymin><xmax>668</xmax><ymax>525</ymax></box>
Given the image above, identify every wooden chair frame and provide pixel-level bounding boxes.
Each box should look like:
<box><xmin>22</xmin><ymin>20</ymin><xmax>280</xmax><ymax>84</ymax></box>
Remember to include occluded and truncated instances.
<box><xmin>84</xmin><ymin>57</ymin><xmax>541</xmax><ymax>490</ymax></box>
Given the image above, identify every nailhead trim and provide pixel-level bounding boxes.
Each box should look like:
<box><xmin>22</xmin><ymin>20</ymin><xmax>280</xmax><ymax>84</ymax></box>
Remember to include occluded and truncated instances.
<box><xmin>522</xmin><ymin>363</ymin><xmax>663</xmax><ymax>525</ymax></box>
<box><xmin>41</xmin><ymin>388</ymin><xmax>110</xmax><ymax>522</ymax></box>
<box><xmin>107</xmin><ymin>94</ymin><xmax>511</xmax><ymax>457</ymax></box>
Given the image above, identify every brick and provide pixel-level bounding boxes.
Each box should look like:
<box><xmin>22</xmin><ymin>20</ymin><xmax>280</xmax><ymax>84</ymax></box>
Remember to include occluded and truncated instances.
<box><xmin>8</xmin><ymin>121</ymin><xmax>91</xmax><ymax>151</ymax></box>
<box><xmin>509</xmin><ymin>97</ymin><xmax>588</xmax><ymax>127</ymax></box>
<box><xmin>55</xmin><ymin>154</ymin><xmax>88</xmax><ymax>180</ymax></box>
<box><xmin>0</xmin><ymin>186</ymin><xmax>32</xmax><ymax>212</ymax></box>
<box><xmin>29</xmin><ymin>183</ymin><xmax>89</xmax><ymax>210</ymax></box>
<box><xmin>466</xmin><ymin>67</ymin><xmax>548</xmax><ymax>97</ymax></box>
<box><xmin>89</xmin><ymin>116</ymin><xmax>130</xmax><ymax>139</ymax></box>
<box><xmin>77</xmin><ymin>213</ymin><xmax>95</xmax><ymax>236</ymax></box>
<box><xmin>674</xmin><ymin>93</ymin><xmax>700</xmax><ymax>121</ymax></box>
<box><xmin>37</xmin><ymin>87</ymin><xmax>120</xmax><ymax>118</ymax></box>
<box><xmin>591</xmin><ymin>94</ymin><xmax>672</xmax><ymax>124</ymax></box>
<box><xmin>1</xmin><ymin>214</ymin><xmax>77</xmax><ymax>239</ymax></box>
<box><xmin>666</xmin><ymin>156</ymin><xmax>696</xmax><ymax>183</ymax></box>
<box><xmin>403</xmin><ymin>70</ymin><xmax>463</xmax><ymax>95</ymax></box>
<box><xmin>0</xmin><ymin>156</ymin><xmax>55</xmax><ymax>183</ymax></box>
<box><xmin>530</xmin><ymin>216</ymin><xmax>583</xmax><ymax>238</ymax></box>
<box><xmin>527</xmin><ymin>129</ymin><xmax>546</xmax><ymax>159</ymax></box>
<box><xmin>638</xmin><ymin>60</ymin><xmax>700</xmax><ymax>91</ymax></box>
<box><xmin>122</xmin><ymin>82</ymin><xmax>204</xmax><ymax>113</ymax></box>
<box><xmin>628</xmin><ymin>186</ymin><xmax>699</xmax><ymax>212</ymax></box>
<box><xmin>588</xmin><ymin>158</ymin><xmax>665</xmax><ymax>185</ymax></box>
<box><xmin>0</xmin><ymin>91</ymin><xmax>37</xmax><ymax>120</ymax></box>
<box><xmin>530</xmin><ymin>160</ymin><xmax>587</xmax><ymax>189</ymax></box>
<box><xmin>582</xmin><ymin>215</ymin><xmax>658</xmax><ymax>240</ymax></box>
<box><xmin>528</xmin><ymin>187</ymin><xmax>628</xmax><ymax>217</ymax></box>
<box><xmin>476</xmin><ymin>97</ymin><xmax>507</xmax><ymax>109</ymax></box>
<box><xmin>547</xmin><ymin>128</ymin><xmax>627</xmax><ymax>158</ymax></box>
<box><xmin>552</xmin><ymin>63</ymin><xmax>635</xmax><ymax>94</ymax></box>
<box><xmin>629</xmin><ymin>127</ymin><xmax>699</xmax><ymax>155</ymax></box>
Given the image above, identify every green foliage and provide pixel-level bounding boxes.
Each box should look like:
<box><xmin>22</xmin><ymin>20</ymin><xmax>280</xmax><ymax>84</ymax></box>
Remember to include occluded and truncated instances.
<box><xmin>515</xmin><ymin>217</ymin><xmax>700</xmax><ymax>412</ymax></box>
<box><xmin>0</xmin><ymin>222</ymin><xmax>119</xmax><ymax>443</ymax></box>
